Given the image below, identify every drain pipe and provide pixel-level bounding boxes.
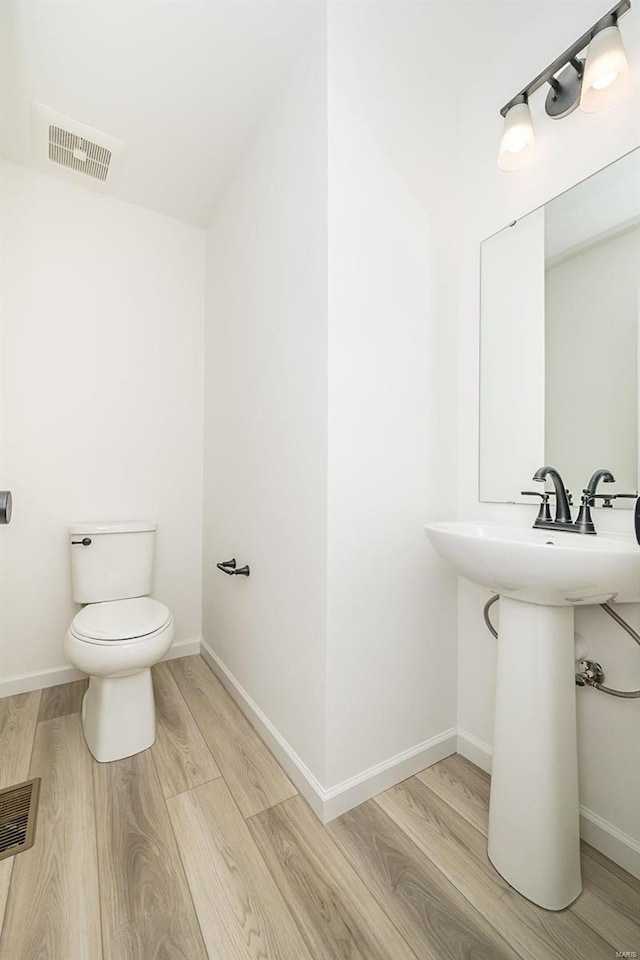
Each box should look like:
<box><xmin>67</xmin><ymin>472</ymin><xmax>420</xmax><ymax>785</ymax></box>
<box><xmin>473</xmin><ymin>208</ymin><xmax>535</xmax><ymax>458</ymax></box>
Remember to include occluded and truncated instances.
<box><xmin>482</xmin><ymin>594</ymin><xmax>640</xmax><ymax>699</ymax></box>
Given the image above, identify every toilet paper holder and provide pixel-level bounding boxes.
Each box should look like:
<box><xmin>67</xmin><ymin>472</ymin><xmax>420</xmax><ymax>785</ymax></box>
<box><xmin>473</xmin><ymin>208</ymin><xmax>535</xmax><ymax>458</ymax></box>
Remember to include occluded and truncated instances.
<box><xmin>217</xmin><ymin>558</ymin><xmax>250</xmax><ymax>577</ymax></box>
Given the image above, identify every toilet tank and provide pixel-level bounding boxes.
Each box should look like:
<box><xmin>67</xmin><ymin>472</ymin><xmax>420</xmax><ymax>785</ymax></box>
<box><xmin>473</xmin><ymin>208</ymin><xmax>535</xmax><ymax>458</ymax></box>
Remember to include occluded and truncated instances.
<box><xmin>69</xmin><ymin>521</ymin><xmax>157</xmax><ymax>603</ymax></box>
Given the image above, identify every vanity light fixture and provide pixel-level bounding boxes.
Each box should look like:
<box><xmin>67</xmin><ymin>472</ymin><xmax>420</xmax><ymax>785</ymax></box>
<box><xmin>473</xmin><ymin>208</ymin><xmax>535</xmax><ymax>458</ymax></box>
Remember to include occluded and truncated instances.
<box><xmin>497</xmin><ymin>97</ymin><xmax>536</xmax><ymax>171</ymax></box>
<box><xmin>498</xmin><ymin>0</ymin><xmax>632</xmax><ymax>171</ymax></box>
<box><xmin>581</xmin><ymin>19</ymin><xmax>632</xmax><ymax>111</ymax></box>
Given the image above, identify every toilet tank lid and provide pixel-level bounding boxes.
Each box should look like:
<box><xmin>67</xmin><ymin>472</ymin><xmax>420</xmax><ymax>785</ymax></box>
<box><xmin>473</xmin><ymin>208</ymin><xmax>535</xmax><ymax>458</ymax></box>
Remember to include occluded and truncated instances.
<box><xmin>69</xmin><ymin>521</ymin><xmax>157</xmax><ymax>535</ymax></box>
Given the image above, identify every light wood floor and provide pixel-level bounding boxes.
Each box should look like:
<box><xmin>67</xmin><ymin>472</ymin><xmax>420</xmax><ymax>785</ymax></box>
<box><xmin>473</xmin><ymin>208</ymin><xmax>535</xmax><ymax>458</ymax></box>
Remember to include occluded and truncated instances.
<box><xmin>0</xmin><ymin>654</ymin><xmax>638</xmax><ymax>960</ymax></box>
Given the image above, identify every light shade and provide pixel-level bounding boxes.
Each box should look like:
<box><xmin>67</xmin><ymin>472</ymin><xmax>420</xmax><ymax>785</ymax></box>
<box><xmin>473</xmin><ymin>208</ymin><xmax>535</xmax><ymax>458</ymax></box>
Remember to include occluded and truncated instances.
<box><xmin>580</xmin><ymin>24</ymin><xmax>631</xmax><ymax>113</ymax></box>
<box><xmin>498</xmin><ymin>102</ymin><xmax>536</xmax><ymax>171</ymax></box>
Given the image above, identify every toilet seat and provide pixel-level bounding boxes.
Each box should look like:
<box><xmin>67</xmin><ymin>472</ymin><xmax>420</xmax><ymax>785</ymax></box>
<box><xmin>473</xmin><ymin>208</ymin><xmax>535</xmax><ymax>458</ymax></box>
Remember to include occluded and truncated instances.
<box><xmin>70</xmin><ymin>597</ymin><xmax>171</xmax><ymax>644</ymax></box>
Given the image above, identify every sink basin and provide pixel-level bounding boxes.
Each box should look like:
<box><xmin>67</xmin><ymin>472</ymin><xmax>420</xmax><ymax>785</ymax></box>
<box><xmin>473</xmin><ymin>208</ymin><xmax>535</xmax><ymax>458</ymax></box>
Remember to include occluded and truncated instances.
<box><xmin>425</xmin><ymin>520</ymin><xmax>640</xmax><ymax>606</ymax></box>
<box><xmin>424</xmin><ymin>518</ymin><xmax>639</xmax><ymax>911</ymax></box>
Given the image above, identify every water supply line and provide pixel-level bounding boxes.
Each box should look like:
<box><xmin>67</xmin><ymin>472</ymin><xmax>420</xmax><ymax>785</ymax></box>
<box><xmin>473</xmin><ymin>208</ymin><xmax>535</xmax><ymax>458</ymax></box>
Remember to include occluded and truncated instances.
<box><xmin>482</xmin><ymin>594</ymin><xmax>640</xmax><ymax>699</ymax></box>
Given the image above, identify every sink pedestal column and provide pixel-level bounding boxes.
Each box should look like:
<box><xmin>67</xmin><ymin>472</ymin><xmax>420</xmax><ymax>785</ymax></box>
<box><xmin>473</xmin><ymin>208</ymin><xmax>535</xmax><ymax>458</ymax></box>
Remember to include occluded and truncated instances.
<box><xmin>488</xmin><ymin>596</ymin><xmax>582</xmax><ymax>910</ymax></box>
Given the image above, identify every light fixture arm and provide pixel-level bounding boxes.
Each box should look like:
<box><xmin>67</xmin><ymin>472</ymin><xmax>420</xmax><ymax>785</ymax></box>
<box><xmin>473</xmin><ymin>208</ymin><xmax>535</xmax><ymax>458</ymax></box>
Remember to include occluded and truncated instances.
<box><xmin>569</xmin><ymin>56</ymin><xmax>584</xmax><ymax>78</ymax></box>
<box><xmin>499</xmin><ymin>0</ymin><xmax>629</xmax><ymax>117</ymax></box>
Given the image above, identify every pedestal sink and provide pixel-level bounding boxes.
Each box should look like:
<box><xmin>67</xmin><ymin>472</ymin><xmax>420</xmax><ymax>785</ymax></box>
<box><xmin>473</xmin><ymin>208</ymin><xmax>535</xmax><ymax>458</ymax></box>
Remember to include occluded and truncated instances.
<box><xmin>424</xmin><ymin>520</ymin><xmax>640</xmax><ymax>910</ymax></box>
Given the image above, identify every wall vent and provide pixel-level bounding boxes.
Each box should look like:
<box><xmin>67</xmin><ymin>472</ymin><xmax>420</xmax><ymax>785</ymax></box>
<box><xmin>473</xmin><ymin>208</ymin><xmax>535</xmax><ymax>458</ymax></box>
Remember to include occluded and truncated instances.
<box><xmin>32</xmin><ymin>104</ymin><xmax>125</xmax><ymax>187</ymax></box>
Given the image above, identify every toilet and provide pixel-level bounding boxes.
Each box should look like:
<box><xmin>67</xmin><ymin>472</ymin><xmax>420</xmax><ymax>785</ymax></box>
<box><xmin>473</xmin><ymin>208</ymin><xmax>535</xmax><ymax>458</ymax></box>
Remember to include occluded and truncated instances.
<box><xmin>64</xmin><ymin>521</ymin><xmax>174</xmax><ymax>762</ymax></box>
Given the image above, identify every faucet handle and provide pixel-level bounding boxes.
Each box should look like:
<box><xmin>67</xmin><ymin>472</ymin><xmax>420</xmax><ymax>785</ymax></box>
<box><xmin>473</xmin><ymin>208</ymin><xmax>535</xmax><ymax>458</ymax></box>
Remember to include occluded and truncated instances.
<box><xmin>521</xmin><ymin>490</ymin><xmax>553</xmax><ymax>523</ymax></box>
<box><xmin>591</xmin><ymin>492</ymin><xmax>636</xmax><ymax>508</ymax></box>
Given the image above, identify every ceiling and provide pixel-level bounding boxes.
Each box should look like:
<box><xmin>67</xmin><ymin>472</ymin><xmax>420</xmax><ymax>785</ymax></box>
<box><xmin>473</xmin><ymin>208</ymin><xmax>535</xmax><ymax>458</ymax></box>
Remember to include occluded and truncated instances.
<box><xmin>1</xmin><ymin>0</ymin><xmax>564</xmax><ymax>227</ymax></box>
<box><xmin>1</xmin><ymin>0</ymin><xmax>324</xmax><ymax>225</ymax></box>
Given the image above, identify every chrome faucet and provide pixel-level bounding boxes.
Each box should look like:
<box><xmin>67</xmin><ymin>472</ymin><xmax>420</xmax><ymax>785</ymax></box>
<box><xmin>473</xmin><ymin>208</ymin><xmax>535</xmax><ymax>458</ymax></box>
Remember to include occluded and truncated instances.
<box><xmin>532</xmin><ymin>465</ymin><xmax>573</xmax><ymax>528</ymax></box>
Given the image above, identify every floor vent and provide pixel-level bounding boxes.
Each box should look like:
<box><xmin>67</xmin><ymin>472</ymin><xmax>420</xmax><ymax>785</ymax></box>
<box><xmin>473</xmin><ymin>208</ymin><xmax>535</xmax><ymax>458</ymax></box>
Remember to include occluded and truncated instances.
<box><xmin>0</xmin><ymin>779</ymin><xmax>41</xmax><ymax>861</ymax></box>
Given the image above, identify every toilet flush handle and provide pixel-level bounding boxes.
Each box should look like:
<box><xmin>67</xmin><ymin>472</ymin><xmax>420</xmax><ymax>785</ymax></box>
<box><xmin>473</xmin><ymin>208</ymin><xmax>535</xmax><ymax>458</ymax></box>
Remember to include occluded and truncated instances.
<box><xmin>71</xmin><ymin>537</ymin><xmax>92</xmax><ymax>546</ymax></box>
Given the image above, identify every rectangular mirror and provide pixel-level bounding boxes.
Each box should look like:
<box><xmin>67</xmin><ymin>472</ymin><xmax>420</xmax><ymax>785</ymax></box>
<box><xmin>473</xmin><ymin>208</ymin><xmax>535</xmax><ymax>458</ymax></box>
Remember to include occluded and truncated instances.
<box><xmin>479</xmin><ymin>149</ymin><xmax>640</xmax><ymax>506</ymax></box>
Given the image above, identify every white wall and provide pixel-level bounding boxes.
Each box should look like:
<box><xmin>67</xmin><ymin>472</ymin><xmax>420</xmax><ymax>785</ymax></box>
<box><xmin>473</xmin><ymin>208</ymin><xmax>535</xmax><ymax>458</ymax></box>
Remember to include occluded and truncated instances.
<box><xmin>203</xmin><ymin>3</ymin><xmax>461</xmax><ymax>794</ymax></box>
<box><xmin>0</xmin><ymin>160</ymin><xmax>204</xmax><ymax>683</ymax></box>
<box><xmin>202</xmin><ymin>34</ymin><xmax>328</xmax><ymax>778</ymax></box>
<box><xmin>325</xmin><ymin>1</ymin><xmax>459</xmax><ymax>787</ymax></box>
<box><xmin>452</xmin><ymin>0</ymin><xmax>640</xmax><ymax>856</ymax></box>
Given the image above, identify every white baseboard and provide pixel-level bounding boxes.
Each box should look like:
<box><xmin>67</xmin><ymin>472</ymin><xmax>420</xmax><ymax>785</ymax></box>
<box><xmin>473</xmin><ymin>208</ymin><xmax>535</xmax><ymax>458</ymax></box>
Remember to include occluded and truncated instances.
<box><xmin>0</xmin><ymin>636</ymin><xmax>202</xmax><ymax>699</ymax></box>
<box><xmin>457</xmin><ymin>727</ymin><xmax>493</xmax><ymax>774</ymax></box>
<box><xmin>200</xmin><ymin>640</ymin><xmax>327</xmax><ymax>819</ymax></box>
<box><xmin>457</xmin><ymin>729</ymin><xmax>640</xmax><ymax>879</ymax></box>
<box><xmin>579</xmin><ymin>806</ymin><xmax>640</xmax><ymax>879</ymax></box>
<box><xmin>321</xmin><ymin>728</ymin><xmax>458</xmax><ymax>822</ymax></box>
<box><xmin>162</xmin><ymin>637</ymin><xmax>202</xmax><ymax>662</ymax></box>
<box><xmin>200</xmin><ymin>639</ymin><xmax>457</xmax><ymax>823</ymax></box>
<box><xmin>0</xmin><ymin>663</ymin><xmax>87</xmax><ymax>698</ymax></box>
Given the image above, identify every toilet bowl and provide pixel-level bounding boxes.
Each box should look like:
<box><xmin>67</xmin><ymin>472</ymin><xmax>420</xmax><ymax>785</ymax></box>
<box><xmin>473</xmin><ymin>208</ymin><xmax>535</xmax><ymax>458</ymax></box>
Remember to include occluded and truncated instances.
<box><xmin>63</xmin><ymin>521</ymin><xmax>174</xmax><ymax>762</ymax></box>
<box><xmin>65</xmin><ymin>597</ymin><xmax>174</xmax><ymax>762</ymax></box>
